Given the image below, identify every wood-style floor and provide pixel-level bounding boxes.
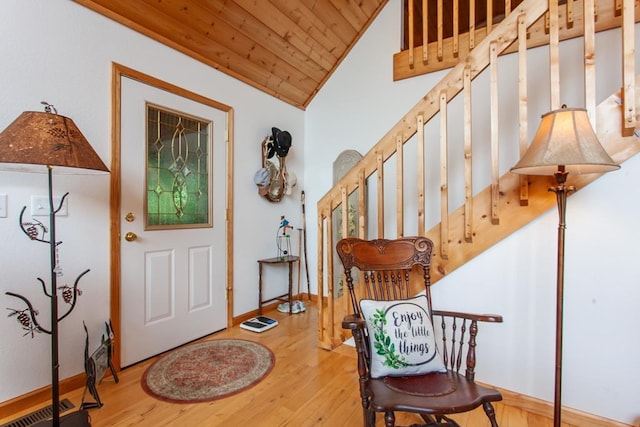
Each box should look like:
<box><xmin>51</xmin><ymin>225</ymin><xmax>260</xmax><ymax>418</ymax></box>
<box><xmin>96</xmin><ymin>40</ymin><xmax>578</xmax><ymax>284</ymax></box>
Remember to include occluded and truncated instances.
<box><xmin>2</xmin><ymin>304</ymin><xmax>570</xmax><ymax>427</ymax></box>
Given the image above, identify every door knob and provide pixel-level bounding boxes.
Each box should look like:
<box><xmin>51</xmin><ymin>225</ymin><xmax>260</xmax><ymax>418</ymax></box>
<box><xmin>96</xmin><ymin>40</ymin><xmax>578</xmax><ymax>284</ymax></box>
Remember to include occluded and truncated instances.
<box><xmin>124</xmin><ymin>232</ymin><xmax>137</xmax><ymax>242</ymax></box>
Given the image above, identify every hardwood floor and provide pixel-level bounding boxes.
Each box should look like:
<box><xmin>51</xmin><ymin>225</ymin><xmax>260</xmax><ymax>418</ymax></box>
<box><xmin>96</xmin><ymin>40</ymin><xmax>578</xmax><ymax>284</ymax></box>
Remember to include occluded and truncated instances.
<box><xmin>1</xmin><ymin>304</ymin><xmax>570</xmax><ymax>427</ymax></box>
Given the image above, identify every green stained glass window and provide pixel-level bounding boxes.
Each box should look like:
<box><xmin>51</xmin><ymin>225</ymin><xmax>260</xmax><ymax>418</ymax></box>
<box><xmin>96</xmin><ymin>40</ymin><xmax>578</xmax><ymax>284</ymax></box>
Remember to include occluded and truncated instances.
<box><xmin>145</xmin><ymin>104</ymin><xmax>212</xmax><ymax>229</ymax></box>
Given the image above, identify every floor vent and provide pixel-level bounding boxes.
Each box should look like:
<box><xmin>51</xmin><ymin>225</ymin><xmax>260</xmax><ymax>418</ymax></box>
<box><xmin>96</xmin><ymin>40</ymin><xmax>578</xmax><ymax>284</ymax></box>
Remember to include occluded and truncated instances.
<box><xmin>1</xmin><ymin>399</ymin><xmax>75</xmax><ymax>427</ymax></box>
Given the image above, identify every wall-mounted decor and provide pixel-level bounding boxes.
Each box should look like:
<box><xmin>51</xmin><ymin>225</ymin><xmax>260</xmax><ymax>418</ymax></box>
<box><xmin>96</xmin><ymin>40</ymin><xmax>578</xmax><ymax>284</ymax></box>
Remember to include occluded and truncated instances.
<box><xmin>254</xmin><ymin>127</ymin><xmax>294</xmax><ymax>203</ymax></box>
<box><xmin>145</xmin><ymin>103</ymin><xmax>212</xmax><ymax>229</ymax></box>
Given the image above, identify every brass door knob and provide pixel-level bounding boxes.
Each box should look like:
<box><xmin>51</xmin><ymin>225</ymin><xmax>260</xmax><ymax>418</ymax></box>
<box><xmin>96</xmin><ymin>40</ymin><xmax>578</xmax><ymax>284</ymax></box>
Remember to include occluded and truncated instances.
<box><xmin>124</xmin><ymin>232</ymin><xmax>137</xmax><ymax>242</ymax></box>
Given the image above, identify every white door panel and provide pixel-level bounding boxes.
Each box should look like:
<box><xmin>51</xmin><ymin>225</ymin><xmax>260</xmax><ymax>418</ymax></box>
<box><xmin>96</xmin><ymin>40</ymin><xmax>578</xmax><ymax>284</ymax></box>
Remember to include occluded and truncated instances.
<box><xmin>120</xmin><ymin>77</ymin><xmax>227</xmax><ymax>366</ymax></box>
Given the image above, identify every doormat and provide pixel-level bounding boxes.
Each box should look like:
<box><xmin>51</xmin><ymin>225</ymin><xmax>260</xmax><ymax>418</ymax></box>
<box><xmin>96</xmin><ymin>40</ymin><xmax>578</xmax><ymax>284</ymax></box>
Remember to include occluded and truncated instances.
<box><xmin>141</xmin><ymin>339</ymin><xmax>274</xmax><ymax>403</ymax></box>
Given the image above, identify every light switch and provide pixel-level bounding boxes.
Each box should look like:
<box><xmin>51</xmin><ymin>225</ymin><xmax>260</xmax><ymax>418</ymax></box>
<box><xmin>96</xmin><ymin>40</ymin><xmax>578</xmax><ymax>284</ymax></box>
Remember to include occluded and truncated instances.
<box><xmin>0</xmin><ymin>194</ymin><xmax>6</xmax><ymax>218</ymax></box>
<box><xmin>31</xmin><ymin>195</ymin><xmax>68</xmax><ymax>216</ymax></box>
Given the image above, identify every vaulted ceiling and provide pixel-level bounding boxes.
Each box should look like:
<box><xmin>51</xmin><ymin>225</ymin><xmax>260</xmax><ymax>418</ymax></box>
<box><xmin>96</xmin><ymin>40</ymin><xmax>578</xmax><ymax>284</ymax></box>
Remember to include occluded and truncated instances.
<box><xmin>74</xmin><ymin>0</ymin><xmax>389</xmax><ymax>109</ymax></box>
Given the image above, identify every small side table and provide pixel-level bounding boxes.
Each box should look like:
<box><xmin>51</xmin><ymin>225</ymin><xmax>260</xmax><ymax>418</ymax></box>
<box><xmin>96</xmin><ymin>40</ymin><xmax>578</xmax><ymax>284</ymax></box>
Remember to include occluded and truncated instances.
<box><xmin>258</xmin><ymin>255</ymin><xmax>299</xmax><ymax>314</ymax></box>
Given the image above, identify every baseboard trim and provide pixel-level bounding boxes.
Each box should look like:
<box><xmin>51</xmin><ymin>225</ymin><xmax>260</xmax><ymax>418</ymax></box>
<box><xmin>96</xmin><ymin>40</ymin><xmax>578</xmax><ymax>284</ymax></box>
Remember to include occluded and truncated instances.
<box><xmin>0</xmin><ymin>373</ymin><xmax>85</xmax><ymax>419</ymax></box>
<box><xmin>491</xmin><ymin>384</ymin><xmax>633</xmax><ymax>427</ymax></box>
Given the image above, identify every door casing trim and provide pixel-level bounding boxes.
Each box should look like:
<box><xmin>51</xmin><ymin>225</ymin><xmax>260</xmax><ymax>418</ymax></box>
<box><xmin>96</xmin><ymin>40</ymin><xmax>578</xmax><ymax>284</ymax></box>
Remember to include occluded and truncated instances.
<box><xmin>110</xmin><ymin>62</ymin><xmax>234</xmax><ymax>370</ymax></box>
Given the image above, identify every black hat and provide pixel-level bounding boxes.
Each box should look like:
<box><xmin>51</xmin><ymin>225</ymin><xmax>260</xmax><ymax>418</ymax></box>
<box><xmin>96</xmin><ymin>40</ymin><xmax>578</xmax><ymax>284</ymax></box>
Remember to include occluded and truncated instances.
<box><xmin>271</xmin><ymin>127</ymin><xmax>292</xmax><ymax>157</ymax></box>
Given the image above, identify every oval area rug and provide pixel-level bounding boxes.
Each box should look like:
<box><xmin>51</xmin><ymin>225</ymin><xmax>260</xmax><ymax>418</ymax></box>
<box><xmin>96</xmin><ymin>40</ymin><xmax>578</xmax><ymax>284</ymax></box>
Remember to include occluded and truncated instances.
<box><xmin>141</xmin><ymin>339</ymin><xmax>274</xmax><ymax>403</ymax></box>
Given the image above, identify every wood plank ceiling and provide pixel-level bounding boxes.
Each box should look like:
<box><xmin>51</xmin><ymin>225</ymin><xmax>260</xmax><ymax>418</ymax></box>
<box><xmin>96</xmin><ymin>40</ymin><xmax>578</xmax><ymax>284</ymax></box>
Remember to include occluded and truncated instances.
<box><xmin>74</xmin><ymin>0</ymin><xmax>388</xmax><ymax>109</ymax></box>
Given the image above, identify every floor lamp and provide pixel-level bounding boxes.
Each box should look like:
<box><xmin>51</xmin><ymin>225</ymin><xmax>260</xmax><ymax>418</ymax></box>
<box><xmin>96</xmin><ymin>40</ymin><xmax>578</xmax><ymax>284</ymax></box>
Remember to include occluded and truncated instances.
<box><xmin>0</xmin><ymin>103</ymin><xmax>109</xmax><ymax>427</ymax></box>
<box><xmin>510</xmin><ymin>106</ymin><xmax>619</xmax><ymax>427</ymax></box>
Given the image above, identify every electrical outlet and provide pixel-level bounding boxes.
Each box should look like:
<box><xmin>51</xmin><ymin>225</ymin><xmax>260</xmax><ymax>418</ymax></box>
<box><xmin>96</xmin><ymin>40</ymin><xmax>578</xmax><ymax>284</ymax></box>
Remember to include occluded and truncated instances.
<box><xmin>0</xmin><ymin>194</ymin><xmax>6</xmax><ymax>218</ymax></box>
<box><xmin>31</xmin><ymin>195</ymin><xmax>68</xmax><ymax>216</ymax></box>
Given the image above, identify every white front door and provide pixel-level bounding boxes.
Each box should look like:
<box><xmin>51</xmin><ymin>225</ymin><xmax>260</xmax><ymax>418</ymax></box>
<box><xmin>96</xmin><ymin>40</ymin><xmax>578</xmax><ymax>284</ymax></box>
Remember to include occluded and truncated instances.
<box><xmin>120</xmin><ymin>77</ymin><xmax>227</xmax><ymax>367</ymax></box>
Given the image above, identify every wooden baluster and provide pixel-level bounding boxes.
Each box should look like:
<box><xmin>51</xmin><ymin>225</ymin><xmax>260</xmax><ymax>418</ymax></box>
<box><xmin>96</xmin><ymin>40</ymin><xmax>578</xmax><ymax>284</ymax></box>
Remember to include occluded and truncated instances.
<box><xmin>567</xmin><ymin>0</ymin><xmax>574</xmax><ymax>28</ymax></box>
<box><xmin>584</xmin><ymin>0</ymin><xmax>597</xmax><ymax>125</ymax></box>
<box><xmin>549</xmin><ymin>0</ymin><xmax>560</xmax><ymax>110</ymax></box>
<box><xmin>463</xmin><ymin>63</ymin><xmax>473</xmax><ymax>242</ymax></box>
<box><xmin>358</xmin><ymin>169</ymin><xmax>366</xmax><ymax>239</ymax></box>
<box><xmin>469</xmin><ymin>0</ymin><xmax>476</xmax><ymax>50</ymax></box>
<box><xmin>622</xmin><ymin>0</ymin><xmax>636</xmax><ymax>132</ymax></box>
<box><xmin>423</xmin><ymin>0</ymin><xmax>429</xmax><ymax>62</ymax></box>
<box><xmin>341</xmin><ymin>186</ymin><xmax>348</xmax><ymax>241</ymax></box>
<box><xmin>453</xmin><ymin>0</ymin><xmax>460</xmax><ymax>57</ymax></box>
<box><xmin>437</xmin><ymin>0</ymin><xmax>444</xmax><ymax>60</ymax></box>
<box><xmin>417</xmin><ymin>114</ymin><xmax>426</xmax><ymax>236</ymax></box>
<box><xmin>440</xmin><ymin>90</ymin><xmax>449</xmax><ymax>260</ymax></box>
<box><xmin>487</xmin><ymin>0</ymin><xmax>494</xmax><ymax>33</ymax></box>
<box><xmin>340</xmin><ymin>187</ymin><xmax>350</xmax><ymax>325</ymax></box>
<box><xmin>518</xmin><ymin>13</ymin><xmax>529</xmax><ymax>206</ymax></box>
<box><xmin>396</xmin><ymin>134</ymin><xmax>404</xmax><ymax>237</ymax></box>
<box><xmin>317</xmin><ymin>210</ymin><xmax>326</xmax><ymax>346</ymax></box>
<box><xmin>490</xmin><ymin>41</ymin><xmax>500</xmax><ymax>225</ymax></box>
<box><xmin>409</xmin><ymin>0</ymin><xmax>415</xmax><ymax>67</ymax></box>
<box><xmin>377</xmin><ymin>152</ymin><xmax>384</xmax><ymax>238</ymax></box>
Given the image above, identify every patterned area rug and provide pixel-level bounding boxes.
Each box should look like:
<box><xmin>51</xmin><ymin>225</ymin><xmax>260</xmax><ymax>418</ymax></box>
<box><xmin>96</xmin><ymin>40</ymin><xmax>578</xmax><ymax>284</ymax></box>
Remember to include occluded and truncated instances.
<box><xmin>141</xmin><ymin>339</ymin><xmax>274</xmax><ymax>403</ymax></box>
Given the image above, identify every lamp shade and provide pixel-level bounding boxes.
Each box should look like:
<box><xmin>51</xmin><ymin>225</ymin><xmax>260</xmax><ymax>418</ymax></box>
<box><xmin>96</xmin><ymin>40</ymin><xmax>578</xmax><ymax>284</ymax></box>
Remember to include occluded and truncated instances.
<box><xmin>0</xmin><ymin>110</ymin><xmax>109</xmax><ymax>173</ymax></box>
<box><xmin>511</xmin><ymin>107</ymin><xmax>619</xmax><ymax>176</ymax></box>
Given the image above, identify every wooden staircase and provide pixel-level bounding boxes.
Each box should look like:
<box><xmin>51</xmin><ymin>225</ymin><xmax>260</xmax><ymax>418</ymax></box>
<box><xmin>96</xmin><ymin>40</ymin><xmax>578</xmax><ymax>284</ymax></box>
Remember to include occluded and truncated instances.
<box><xmin>315</xmin><ymin>0</ymin><xmax>640</xmax><ymax>350</ymax></box>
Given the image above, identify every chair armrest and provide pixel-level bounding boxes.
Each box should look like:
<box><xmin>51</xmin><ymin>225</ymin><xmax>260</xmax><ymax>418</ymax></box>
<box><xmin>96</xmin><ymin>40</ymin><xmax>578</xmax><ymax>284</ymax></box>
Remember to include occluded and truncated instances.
<box><xmin>432</xmin><ymin>309</ymin><xmax>503</xmax><ymax>323</ymax></box>
<box><xmin>342</xmin><ymin>314</ymin><xmax>366</xmax><ymax>330</ymax></box>
<box><xmin>432</xmin><ymin>309</ymin><xmax>502</xmax><ymax>379</ymax></box>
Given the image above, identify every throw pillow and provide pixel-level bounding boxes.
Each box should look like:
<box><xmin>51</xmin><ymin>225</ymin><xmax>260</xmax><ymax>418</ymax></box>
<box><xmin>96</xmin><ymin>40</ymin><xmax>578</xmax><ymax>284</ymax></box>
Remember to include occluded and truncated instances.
<box><xmin>359</xmin><ymin>295</ymin><xmax>447</xmax><ymax>378</ymax></box>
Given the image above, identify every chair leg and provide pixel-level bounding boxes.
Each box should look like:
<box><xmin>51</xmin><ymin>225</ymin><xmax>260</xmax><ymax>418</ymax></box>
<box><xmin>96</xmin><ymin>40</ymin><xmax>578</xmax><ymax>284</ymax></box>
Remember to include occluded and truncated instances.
<box><xmin>384</xmin><ymin>411</ymin><xmax>395</xmax><ymax>427</ymax></box>
<box><xmin>365</xmin><ymin>407</ymin><xmax>375</xmax><ymax>427</ymax></box>
<box><xmin>482</xmin><ymin>402</ymin><xmax>499</xmax><ymax>427</ymax></box>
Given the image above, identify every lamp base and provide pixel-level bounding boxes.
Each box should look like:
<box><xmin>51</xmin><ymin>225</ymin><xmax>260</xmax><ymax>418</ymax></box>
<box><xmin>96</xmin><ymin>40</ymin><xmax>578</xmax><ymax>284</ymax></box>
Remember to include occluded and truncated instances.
<box><xmin>32</xmin><ymin>410</ymin><xmax>91</xmax><ymax>427</ymax></box>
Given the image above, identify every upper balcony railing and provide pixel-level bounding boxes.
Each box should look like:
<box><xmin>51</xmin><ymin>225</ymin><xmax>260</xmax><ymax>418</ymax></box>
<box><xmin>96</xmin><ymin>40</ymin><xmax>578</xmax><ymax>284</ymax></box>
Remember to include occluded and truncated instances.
<box><xmin>396</xmin><ymin>0</ymin><xmax>640</xmax><ymax>82</ymax></box>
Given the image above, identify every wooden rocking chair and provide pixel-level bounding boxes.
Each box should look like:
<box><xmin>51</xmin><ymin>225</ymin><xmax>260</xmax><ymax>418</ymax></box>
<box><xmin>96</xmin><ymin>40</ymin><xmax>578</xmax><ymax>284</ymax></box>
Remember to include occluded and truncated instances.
<box><xmin>337</xmin><ymin>237</ymin><xmax>503</xmax><ymax>427</ymax></box>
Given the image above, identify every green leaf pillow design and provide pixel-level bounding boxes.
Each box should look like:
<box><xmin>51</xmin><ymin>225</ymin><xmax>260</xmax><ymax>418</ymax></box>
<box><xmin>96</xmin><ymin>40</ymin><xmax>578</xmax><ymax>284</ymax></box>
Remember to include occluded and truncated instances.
<box><xmin>370</xmin><ymin>308</ymin><xmax>408</xmax><ymax>369</ymax></box>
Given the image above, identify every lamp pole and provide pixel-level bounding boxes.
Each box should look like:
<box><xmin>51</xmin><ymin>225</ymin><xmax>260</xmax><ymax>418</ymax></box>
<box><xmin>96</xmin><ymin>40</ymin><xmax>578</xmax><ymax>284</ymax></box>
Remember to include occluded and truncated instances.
<box><xmin>549</xmin><ymin>167</ymin><xmax>575</xmax><ymax>427</ymax></box>
<box><xmin>47</xmin><ymin>166</ymin><xmax>61</xmax><ymax>426</ymax></box>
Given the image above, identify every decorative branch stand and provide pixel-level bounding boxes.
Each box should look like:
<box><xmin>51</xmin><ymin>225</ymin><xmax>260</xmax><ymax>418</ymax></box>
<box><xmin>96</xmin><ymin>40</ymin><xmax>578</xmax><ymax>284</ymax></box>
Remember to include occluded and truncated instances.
<box><xmin>6</xmin><ymin>167</ymin><xmax>91</xmax><ymax>427</ymax></box>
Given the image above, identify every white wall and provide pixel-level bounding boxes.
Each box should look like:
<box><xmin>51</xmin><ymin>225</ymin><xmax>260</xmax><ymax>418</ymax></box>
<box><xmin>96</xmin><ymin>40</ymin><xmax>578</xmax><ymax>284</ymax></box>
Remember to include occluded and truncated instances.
<box><xmin>0</xmin><ymin>1</ymin><xmax>304</xmax><ymax>402</ymax></box>
<box><xmin>305</xmin><ymin>1</ymin><xmax>640</xmax><ymax>424</ymax></box>
<box><xmin>3</xmin><ymin>0</ymin><xmax>639</xmax><ymax>423</ymax></box>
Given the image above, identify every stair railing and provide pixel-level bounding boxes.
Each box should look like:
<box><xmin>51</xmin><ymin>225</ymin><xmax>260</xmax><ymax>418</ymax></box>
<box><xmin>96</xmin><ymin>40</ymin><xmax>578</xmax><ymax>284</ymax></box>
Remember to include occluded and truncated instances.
<box><xmin>316</xmin><ymin>0</ymin><xmax>638</xmax><ymax>349</ymax></box>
